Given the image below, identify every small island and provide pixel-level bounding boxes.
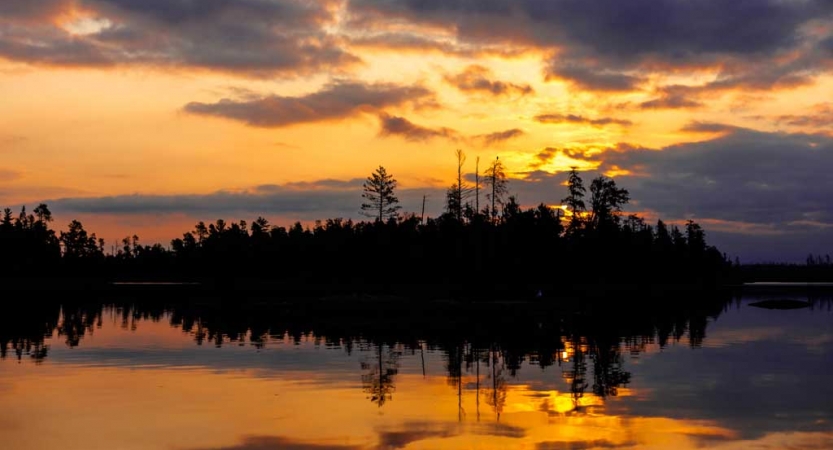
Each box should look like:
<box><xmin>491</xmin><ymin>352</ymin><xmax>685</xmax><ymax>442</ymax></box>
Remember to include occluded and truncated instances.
<box><xmin>2</xmin><ymin>154</ymin><xmax>737</xmax><ymax>301</ymax></box>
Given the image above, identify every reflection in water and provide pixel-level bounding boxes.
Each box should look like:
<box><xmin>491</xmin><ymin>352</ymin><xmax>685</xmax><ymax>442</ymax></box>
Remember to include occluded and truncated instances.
<box><xmin>0</xmin><ymin>289</ymin><xmax>832</xmax><ymax>449</ymax></box>
<box><xmin>362</xmin><ymin>344</ymin><xmax>401</xmax><ymax>407</ymax></box>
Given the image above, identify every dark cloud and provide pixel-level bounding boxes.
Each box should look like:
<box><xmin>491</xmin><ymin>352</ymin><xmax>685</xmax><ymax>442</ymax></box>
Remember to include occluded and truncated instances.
<box><xmin>445</xmin><ymin>65</ymin><xmax>533</xmax><ymax>96</ymax></box>
<box><xmin>823</xmin><ymin>36</ymin><xmax>833</xmax><ymax>53</ymax></box>
<box><xmin>475</xmin><ymin>128</ymin><xmax>525</xmax><ymax>146</ymax></box>
<box><xmin>588</xmin><ymin>129</ymin><xmax>833</xmax><ymax>259</ymax></box>
<box><xmin>0</xmin><ymin>23</ymin><xmax>116</xmax><ymax>67</ymax></box>
<box><xmin>349</xmin><ymin>0</ymin><xmax>833</xmax><ymax>95</ymax></box>
<box><xmin>546</xmin><ymin>65</ymin><xmax>643</xmax><ymax>92</ymax></box>
<box><xmin>377</xmin><ymin>113</ymin><xmax>459</xmax><ymax>142</ymax></box>
<box><xmin>349</xmin><ymin>33</ymin><xmax>523</xmax><ymax>58</ymax></box>
<box><xmin>536</xmin><ymin>439</ymin><xmax>635</xmax><ymax>450</ymax></box>
<box><xmin>184</xmin><ymin>82</ymin><xmax>434</xmax><ymax>128</ymax></box>
<box><xmin>378</xmin><ymin>115</ymin><xmax>521</xmax><ymax>145</ymax></box>
<box><xmin>773</xmin><ymin>103</ymin><xmax>833</xmax><ymax>128</ymax></box>
<box><xmin>0</xmin><ymin>0</ymin><xmax>359</xmax><ymax>76</ymax></box>
<box><xmin>42</xmin><ymin>179</ymin><xmax>446</xmax><ymax>224</ymax></box>
<box><xmin>46</xmin><ymin>179</ymin><xmax>365</xmax><ymax>216</ymax></box>
<box><xmin>186</xmin><ymin>435</ymin><xmax>361</xmax><ymax>450</ymax></box>
<box><xmin>0</xmin><ymin>1</ymin><xmax>69</xmax><ymax>22</ymax></box>
<box><xmin>679</xmin><ymin>122</ymin><xmax>742</xmax><ymax>134</ymax></box>
<box><xmin>599</xmin><ymin>129</ymin><xmax>833</xmax><ymax>225</ymax></box>
<box><xmin>349</xmin><ymin>0</ymin><xmax>832</xmax><ymax>59</ymax></box>
<box><xmin>534</xmin><ymin>114</ymin><xmax>632</xmax><ymax>127</ymax></box>
<box><xmin>639</xmin><ymin>94</ymin><xmax>703</xmax><ymax>110</ymax></box>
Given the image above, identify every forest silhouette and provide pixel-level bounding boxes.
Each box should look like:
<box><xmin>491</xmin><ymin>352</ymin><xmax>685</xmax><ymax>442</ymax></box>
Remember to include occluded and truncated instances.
<box><xmin>1</xmin><ymin>159</ymin><xmax>738</xmax><ymax>295</ymax></box>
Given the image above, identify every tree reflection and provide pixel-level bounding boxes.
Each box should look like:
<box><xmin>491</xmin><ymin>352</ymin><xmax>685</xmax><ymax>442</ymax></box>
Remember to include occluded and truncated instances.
<box><xmin>361</xmin><ymin>343</ymin><xmax>401</xmax><ymax>407</ymax></box>
<box><xmin>484</xmin><ymin>346</ymin><xmax>507</xmax><ymax>420</ymax></box>
<box><xmin>0</xmin><ymin>288</ymin><xmax>776</xmax><ymax>416</ymax></box>
<box><xmin>562</xmin><ymin>337</ymin><xmax>589</xmax><ymax>413</ymax></box>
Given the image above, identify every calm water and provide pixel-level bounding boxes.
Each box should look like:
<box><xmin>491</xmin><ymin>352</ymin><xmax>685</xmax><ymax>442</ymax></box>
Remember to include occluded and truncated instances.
<box><xmin>1</xmin><ymin>290</ymin><xmax>832</xmax><ymax>450</ymax></box>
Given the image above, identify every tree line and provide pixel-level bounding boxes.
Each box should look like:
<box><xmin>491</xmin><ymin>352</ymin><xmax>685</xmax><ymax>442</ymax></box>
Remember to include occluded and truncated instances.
<box><xmin>1</xmin><ymin>151</ymin><xmax>737</xmax><ymax>293</ymax></box>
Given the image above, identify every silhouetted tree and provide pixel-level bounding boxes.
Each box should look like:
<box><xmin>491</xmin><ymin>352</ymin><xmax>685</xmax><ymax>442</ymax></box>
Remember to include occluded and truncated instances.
<box><xmin>445</xmin><ymin>150</ymin><xmax>472</xmax><ymax>222</ymax></box>
<box><xmin>686</xmin><ymin>220</ymin><xmax>706</xmax><ymax>255</ymax></box>
<box><xmin>361</xmin><ymin>166</ymin><xmax>401</xmax><ymax>223</ymax></box>
<box><xmin>562</xmin><ymin>168</ymin><xmax>586</xmax><ymax>235</ymax></box>
<box><xmin>60</xmin><ymin>220</ymin><xmax>102</xmax><ymax>259</ymax></box>
<box><xmin>474</xmin><ymin>156</ymin><xmax>481</xmax><ymax>215</ymax></box>
<box><xmin>588</xmin><ymin>176</ymin><xmax>629</xmax><ymax>231</ymax></box>
<box><xmin>485</xmin><ymin>156</ymin><xmax>508</xmax><ymax>222</ymax></box>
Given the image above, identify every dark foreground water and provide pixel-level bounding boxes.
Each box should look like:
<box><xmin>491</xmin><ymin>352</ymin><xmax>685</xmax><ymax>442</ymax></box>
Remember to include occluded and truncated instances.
<box><xmin>1</xmin><ymin>289</ymin><xmax>832</xmax><ymax>450</ymax></box>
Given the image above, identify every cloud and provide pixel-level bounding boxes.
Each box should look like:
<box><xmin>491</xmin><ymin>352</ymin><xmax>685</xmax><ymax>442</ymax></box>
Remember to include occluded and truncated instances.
<box><xmin>348</xmin><ymin>33</ymin><xmax>523</xmax><ymax>58</ymax></box>
<box><xmin>0</xmin><ymin>0</ymin><xmax>359</xmax><ymax>77</ymax></box>
<box><xmin>186</xmin><ymin>435</ymin><xmax>361</xmax><ymax>450</ymax></box>
<box><xmin>445</xmin><ymin>65</ymin><xmax>533</xmax><ymax>97</ymax></box>
<box><xmin>0</xmin><ymin>1</ymin><xmax>69</xmax><ymax>22</ymax></box>
<box><xmin>773</xmin><ymin>103</ymin><xmax>833</xmax><ymax>129</ymax></box>
<box><xmin>546</xmin><ymin>65</ymin><xmax>644</xmax><ymax>92</ymax></box>
<box><xmin>679</xmin><ymin>122</ymin><xmax>742</xmax><ymax>134</ymax></box>
<box><xmin>534</xmin><ymin>114</ymin><xmax>632</xmax><ymax>127</ymax></box>
<box><xmin>598</xmin><ymin>129</ymin><xmax>833</xmax><ymax>226</ymax></box>
<box><xmin>475</xmin><ymin>129</ymin><xmax>525</xmax><ymax>146</ymax></box>
<box><xmin>349</xmin><ymin>0</ymin><xmax>833</xmax><ymax>95</ymax></box>
<box><xmin>45</xmin><ymin>180</ymin><xmax>364</xmax><ymax>216</ymax></box>
<box><xmin>377</xmin><ymin>115</ymin><xmax>523</xmax><ymax>145</ymax></box>
<box><xmin>349</xmin><ymin>0</ymin><xmax>833</xmax><ymax>61</ymax></box>
<box><xmin>40</xmin><ymin>179</ymin><xmax>448</xmax><ymax>225</ymax></box>
<box><xmin>579</xmin><ymin>128</ymin><xmax>833</xmax><ymax>260</ymax></box>
<box><xmin>184</xmin><ymin>81</ymin><xmax>434</xmax><ymax>128</ymax></box>
<box><xmin>639</xmin><ymin>94</ymin><xmax>703</xmax><ymax>110</ymax></box>
<box><xmin>377</xmin><ymin>113</ymin><xmax>459</xmax><ymax>142</ymax></box>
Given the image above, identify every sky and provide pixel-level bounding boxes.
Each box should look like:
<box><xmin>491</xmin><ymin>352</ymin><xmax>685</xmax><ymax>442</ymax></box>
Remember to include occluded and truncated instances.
<box><xmin>1</xmin><ymin>0</ymin><xmax>832</xmax><ymax>262</ymax></box>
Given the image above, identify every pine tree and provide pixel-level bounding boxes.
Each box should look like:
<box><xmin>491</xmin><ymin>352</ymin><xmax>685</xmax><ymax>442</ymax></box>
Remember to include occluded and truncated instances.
<box><xmin>361</xmin><ymin>166</ymin><xmax>401</xmax><ymax>222</ymax></box>
<box><xmin>484</xmin><ymin>156</ymin><xmax>508</xmax><ymax>222</ymax></box>
<box><xmin>561</xmin><ymin>168</ymin><xmax>586</xmax><ymax>234</ymax></box>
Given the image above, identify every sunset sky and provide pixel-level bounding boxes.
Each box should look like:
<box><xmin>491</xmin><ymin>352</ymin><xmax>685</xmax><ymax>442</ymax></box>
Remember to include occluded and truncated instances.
<box><xmin>2</xmin><ymin>0</ymin><xmax>833</xmax><ymax>261</ymax></box>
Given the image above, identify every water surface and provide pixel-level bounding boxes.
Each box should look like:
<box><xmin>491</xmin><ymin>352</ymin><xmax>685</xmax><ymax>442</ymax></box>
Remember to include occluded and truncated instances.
<box><xmin>1</xmin><ymin>289</ymin><xmax>831</xmax><ymax>449</ymax></box>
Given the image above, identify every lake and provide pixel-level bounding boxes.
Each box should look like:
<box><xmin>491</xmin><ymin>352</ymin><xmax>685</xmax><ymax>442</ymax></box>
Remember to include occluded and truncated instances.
<box><xmin>1</xmin><ymin>288</ymin><xmax>831</xmax><ymax>449</ymax></box>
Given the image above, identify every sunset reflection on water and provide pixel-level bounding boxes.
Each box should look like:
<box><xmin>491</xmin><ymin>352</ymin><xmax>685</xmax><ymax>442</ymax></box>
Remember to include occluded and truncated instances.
<box><xmin>1</xmin><ymin>294</ymin><xmax>831</xmax><ymax>450</ymax></box>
